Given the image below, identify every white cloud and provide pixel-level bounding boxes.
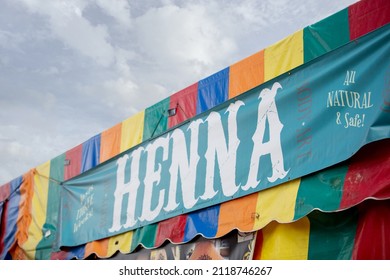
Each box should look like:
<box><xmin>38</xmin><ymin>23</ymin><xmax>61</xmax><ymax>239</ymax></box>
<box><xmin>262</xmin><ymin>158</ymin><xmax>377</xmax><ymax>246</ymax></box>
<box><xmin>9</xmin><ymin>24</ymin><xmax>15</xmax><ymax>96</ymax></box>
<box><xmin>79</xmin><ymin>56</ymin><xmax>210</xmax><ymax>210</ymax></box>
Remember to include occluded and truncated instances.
<box><xmin>135</xmin><ymin>4</ymin><xmax>236</xmax><ymax>68</ymax></box>
<box><xmin>19</xmin><ymin>0</ymin><xmax>116</xmax><ymax>66</ymax></box>
<box><xmin>0</xmin><ymin>29</ymin><xmax>25</xmax><ymax>51</ymax></box>
<box><xmin>95</xmin><ymin>0</ymin><xmax>132</xmax><ymax>28</ymax></box>
<box><xmin>0</xmin><ymin>125</ymin><xmax>43</xmax><ymax>183</ymax></box>
<box><xmin>14</xmin><ymin>0</ymin><xmax>142</xmax><ymax>118</ymax></box>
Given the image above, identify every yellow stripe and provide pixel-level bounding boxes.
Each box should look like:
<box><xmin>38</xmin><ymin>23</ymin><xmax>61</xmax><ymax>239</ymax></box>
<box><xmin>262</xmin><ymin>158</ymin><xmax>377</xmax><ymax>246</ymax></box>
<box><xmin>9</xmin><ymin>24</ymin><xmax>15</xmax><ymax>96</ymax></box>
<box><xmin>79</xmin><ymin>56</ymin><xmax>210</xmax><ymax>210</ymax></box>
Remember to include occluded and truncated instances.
<box><xmin>254</xmin><ymin>178</ymin><xmax>301</xmax><ymax>230</ymax></box>
<box><xmin>23</xmin><ymin>161</ymin><xmax>51</xmax><ymax>259</ymax></box>
<box><xmin>120</xmin><ymin>111</ymin><xmax>145</xmax><ymax>153</ymax></box>
<box><xmin>260</xmin><ymin>217</ymin><xmax>310</xmax><ymax>260</ymax></box>
<box><xmin>264</xmin><ymin>30</ymin><xmax>303</xmax><ymax>82</ymax></box>
<box><xmin>106</xmin><ymin>231</ymin><xmax>134</xmax><ymax>258</ymax></box>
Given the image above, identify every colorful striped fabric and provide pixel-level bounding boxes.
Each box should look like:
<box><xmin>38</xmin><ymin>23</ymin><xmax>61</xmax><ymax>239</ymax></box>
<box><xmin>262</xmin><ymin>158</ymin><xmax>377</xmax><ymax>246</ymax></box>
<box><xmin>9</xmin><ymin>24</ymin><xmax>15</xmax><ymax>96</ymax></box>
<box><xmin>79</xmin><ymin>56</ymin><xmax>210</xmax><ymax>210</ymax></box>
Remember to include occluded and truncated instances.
<box><xmin>84</xmin><ymin>199</ymin><xmax>389</xmax><ymax>260</ymax></box>
<box><xmin>1</xmin><ymin>0</ymin><xmax>389</xmax><ymax>259</ymax></box>
<box><xmin>254</xmin><ymin>199</ymin><xmax>390</xmax><ymax>260</ymax></box>
<box><xmin>49</xmin><ymin>139</ymin><xmax>390</xmax><ymax>259</ymax></box>
<box><xmin>0</xmin><ymin>176</ymin><xmax>23</xmax><ymax>259</ymax></box>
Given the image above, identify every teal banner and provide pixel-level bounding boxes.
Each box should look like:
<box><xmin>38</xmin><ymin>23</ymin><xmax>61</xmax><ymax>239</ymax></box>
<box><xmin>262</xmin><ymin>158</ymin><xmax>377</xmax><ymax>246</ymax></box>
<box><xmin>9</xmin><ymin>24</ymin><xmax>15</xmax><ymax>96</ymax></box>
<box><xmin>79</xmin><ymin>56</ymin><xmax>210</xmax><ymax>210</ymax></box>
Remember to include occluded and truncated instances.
<box><xmin>59</xmin><ymin>25</ymin><xmax>390</xmax><ymax>247</ymax></box>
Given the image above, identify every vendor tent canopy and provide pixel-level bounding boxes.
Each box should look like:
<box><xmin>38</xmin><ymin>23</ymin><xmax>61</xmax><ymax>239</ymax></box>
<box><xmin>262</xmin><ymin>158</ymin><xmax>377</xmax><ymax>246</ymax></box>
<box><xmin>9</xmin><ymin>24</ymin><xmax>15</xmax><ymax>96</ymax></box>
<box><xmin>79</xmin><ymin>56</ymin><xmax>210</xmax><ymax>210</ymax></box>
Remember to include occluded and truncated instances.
<box><xmin>1</xmin><ymin>0</ymin><xmax>389</xmax><ymax>260</ymax></box>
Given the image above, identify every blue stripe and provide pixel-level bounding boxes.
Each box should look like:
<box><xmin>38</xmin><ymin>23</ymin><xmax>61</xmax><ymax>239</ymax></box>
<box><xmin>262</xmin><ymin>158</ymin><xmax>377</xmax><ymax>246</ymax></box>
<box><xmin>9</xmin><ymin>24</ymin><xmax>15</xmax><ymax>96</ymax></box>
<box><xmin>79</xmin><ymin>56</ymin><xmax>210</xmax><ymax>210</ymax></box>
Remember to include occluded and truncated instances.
<box><xmin>184</xmin><ymin>205</ymin><xmax>220</xmax><ymax>242</ymax></box>
<box><xmin>196</xmin><ymin>68</ymin><xmax>229</xmax><ymax>114</ymax></box>
<box><xmin>81</xmin><ymin>134</ymin><xmax>101</xmax><ymax>173</ymax></box>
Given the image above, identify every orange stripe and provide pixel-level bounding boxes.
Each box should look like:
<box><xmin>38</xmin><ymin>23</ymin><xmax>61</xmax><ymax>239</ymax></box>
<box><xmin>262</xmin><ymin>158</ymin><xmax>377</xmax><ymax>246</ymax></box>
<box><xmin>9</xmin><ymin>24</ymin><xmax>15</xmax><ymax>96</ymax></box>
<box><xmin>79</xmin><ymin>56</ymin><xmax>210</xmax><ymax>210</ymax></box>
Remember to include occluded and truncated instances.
<box><xmin>11</xmin><ymin>171</ymin><xmax>35</xmax><ymax>259</ymax></box>
<box><xmin>84</xmin><ymin>238</ymin><xmax>109</xmax><ymax>258</ymax></box>
<box><xmin>17</xmin><ymin>171</ymin><xmax>34</xmax><ymax>245</ymax></box>
<box><xmin>100</xmin><ymin>123</ymin><xmax>122</xmax><ymax>163</ymax></box>
<box><xmin>216</xmin><ymin>193</ymin><xmax>258</xmax><ymax>237</ymax></box>
<box><xmin>229</xmin><ymin>50</ymin><xmax>265</xmax><ymax>99</ymax></box>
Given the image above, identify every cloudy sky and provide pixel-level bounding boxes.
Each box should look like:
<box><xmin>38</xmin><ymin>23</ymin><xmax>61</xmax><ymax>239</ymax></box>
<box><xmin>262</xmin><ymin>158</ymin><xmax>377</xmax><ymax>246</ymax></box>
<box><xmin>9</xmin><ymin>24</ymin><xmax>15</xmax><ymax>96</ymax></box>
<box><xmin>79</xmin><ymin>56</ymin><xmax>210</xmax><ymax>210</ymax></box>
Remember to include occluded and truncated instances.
<box><xmin>0</xmin><ymin>0</ymin><xmax>358</xmax><ymax>185</ymax></box>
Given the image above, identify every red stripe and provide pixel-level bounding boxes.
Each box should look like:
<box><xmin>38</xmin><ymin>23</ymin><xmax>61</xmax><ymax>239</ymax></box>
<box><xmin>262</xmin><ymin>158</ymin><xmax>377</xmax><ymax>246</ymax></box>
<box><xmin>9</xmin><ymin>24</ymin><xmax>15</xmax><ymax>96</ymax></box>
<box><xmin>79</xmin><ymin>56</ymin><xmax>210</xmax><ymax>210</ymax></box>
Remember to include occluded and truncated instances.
<box><xmin>64</xmin><ymin>144</ymin><xmax>82</xmax><ymax>181</ymax></box>
<box><xmin>0</xmin><ymin>182</ymin><xmax>10</xmax><ymax>202</ymax></box>
<box><xmin>0</xmin><ymin>182</ymin><xmax>10</xmax><ymax>256</ymax></box>
<box><xmin>155</xmin><ymin>215</ymin><xmax>187</xmax><ymax>247</ymax></box>
<box><xmin>50</xmin><ymin>250</ymin><xmax>70</xmax><ymax>260</ymax></box>
<box><xmin>0</xmin><ymin>199</ymin><xmax>9</xmax><ymax>256</ymax></box>
<box><xmin>352</xmin><ymin>200</ymin><xmax>390</xmax><ymax>259</ymax></box>
<box><xmin>168</xmin><ymin>83</ymin><xmax>198</xmax><ymax>128</ymax></box>
<box><xmin>340</xmin><ymin>139</ymin><xmax>390</xmax><ymax>209</ymax></box>
<box><xmin>349</xmin><ymin>0</ymin><xmax>390</xmax><ymax>40</ymax></box>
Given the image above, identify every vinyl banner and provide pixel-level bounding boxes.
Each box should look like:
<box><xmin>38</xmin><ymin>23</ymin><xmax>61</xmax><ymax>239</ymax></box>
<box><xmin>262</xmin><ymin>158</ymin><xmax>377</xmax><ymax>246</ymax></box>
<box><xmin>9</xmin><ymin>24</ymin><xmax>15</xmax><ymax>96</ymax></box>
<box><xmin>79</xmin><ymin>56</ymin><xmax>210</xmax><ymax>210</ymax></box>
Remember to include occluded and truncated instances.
<box><xmin>59</xmin><ymin>25</ymin><xmax>390</xmax><ymax>247</ymax></box>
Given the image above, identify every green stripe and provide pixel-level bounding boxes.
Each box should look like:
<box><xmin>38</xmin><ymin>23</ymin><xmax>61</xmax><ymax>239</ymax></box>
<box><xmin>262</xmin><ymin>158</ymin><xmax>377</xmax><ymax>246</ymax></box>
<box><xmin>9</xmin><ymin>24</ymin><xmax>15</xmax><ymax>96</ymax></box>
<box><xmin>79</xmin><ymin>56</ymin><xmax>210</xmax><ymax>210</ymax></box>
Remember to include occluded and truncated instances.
<box><xmin>130</xmin><ymin>223</ymin><xmax>158</xmax><ymax>252</ymax></box>
<box><xmin>304</xmin><ymin>8</ymin><xmax>350</xmax><ymax>63</ymax></box>
<box><xmin>294</xmin><ymin>163</ymin><xmax>348</xmax><ymax>220</ymax></box>
<box><xmin>35</xmin><ymin>153</ymin><xmax>65</xmax><ymax>259</ymax></box>
<box><xmin>142</xmin><ymin>97</ymin><xmax>170</xmax><ymax>141</ymax></box>
<box><xmin>307</xmin><ymin>207</ymin><xmax>358</xmax><ymax>260</ymax></box>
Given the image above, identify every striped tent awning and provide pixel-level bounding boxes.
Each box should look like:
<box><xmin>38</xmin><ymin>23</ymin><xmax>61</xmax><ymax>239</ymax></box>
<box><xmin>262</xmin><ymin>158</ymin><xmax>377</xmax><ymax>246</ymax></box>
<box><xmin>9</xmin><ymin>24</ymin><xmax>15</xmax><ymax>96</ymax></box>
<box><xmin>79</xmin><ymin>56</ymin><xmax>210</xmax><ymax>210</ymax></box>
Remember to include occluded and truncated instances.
<box><xmin>1</xmin><ymin>0</ymin><xmax>389</xmax><ymax>260</ymax></box>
